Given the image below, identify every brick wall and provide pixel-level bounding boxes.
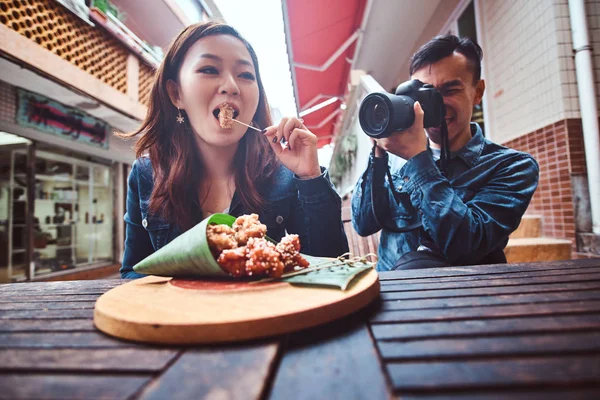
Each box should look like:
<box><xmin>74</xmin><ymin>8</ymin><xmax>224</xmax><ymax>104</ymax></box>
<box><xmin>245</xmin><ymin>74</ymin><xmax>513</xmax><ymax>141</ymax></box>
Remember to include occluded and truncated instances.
<box><xmin>504</xmin><ymin>118</ymin><xmax>594</xmax><ymax>256</ymax></box>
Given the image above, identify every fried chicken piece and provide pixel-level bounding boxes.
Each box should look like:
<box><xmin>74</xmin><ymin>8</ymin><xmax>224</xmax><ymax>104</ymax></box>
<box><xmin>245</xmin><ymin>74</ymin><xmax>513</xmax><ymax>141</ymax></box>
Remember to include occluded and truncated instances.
<box><xmin>210</xmin><ymin>215</ymin><xmax>309</xmax><ymax>279</ymax></box>
<box><xmin>276</xmin><ymin>234</ymin><xmax>309</xmax><ymax>270</ymax></box>
<box><xmin>245</xmin><ymin>237</ymin><xmax>285</xmax><ymax>278</ymax></box>
<box><xmin>217</xmin><ymin>246</ymin><xmax>247</xmax><ymax>278</ymax></box>
<box><xmin>232</xmin><ymin>214</ymin><xmax>267</xmax><ymax>245</ymax></box>
<box><xmin>276</xmin><ymin>234</ymin><xmax>300</xmax><ymax>269</ymax></box>
<box><xmin>218</xmin><ymin>102</ymin><xmax>234</xmax><ymax>129</ymax></box>
<box><xmin>206</xmin><ymin>224</ymin><xmax>237</xmax><ymax>258</ymax></box>
<box><xmin>291</xmin><ymin>254</ymin><xmax>310</xmax><ymax>269</ymax></box>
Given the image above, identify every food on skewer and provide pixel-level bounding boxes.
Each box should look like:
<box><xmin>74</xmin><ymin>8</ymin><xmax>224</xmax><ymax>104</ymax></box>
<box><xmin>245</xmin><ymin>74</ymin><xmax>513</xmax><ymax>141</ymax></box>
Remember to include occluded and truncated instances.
<box><xmin>218</xmin><ymin>102</ymin><xmax>234</xmax><ymax>129</ymax></box>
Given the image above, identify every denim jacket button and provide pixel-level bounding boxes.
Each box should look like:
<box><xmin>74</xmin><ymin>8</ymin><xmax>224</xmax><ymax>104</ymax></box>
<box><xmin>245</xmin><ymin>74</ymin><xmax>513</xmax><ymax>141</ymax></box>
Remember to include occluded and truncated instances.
<box><xmin>142</xmin><ymin>218</ymin><xmax>148</xmax><ymax>228</ymax></box>
<box><xmin>397</xmin><ymin>185</ymin><xmax>403</xmax><ymax>191</ymax></box>
<box><xmin>403</xmin><ymin>176</ymin><xmax>410</xmax><ymax>183</ymax></box>
<box><xmin>276</xmin><ymin>215</ymin><xmax>284</xmax><ymax>224</ymax></box>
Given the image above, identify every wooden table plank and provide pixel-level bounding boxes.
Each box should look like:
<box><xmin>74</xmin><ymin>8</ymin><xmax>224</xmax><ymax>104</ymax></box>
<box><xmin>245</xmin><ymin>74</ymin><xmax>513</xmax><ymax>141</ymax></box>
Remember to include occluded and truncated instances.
<box><xmin>3</xmin><ymin>290</ymin><xmax>115</xmax><ymax>297</ymax></box>
<box><xmin>381</xmin><ymin>290</ymin><xmax>600</xmax><ymax>311</ymax></box>
<box><xmin>268</xmin><ymin>310</ymin><xmax>390</xmax><ymax>400</ymax></box>
<box><xmin>0</xmin><ymin>301</ymin><xmax>96</xmax><ymax>311</ymax></box>
<box><xmin>381</xmin><ymin>281</ymin><xmax>600</xmax><ymax>300</ymax></box>
<box><xmin>0</xmin><ymin>280</ymin><xmax>122</xmax><ymax>298</ymax></box>
<box><xmin>378</xmin><ymin>258</ymin><xmax>600</xmax><ymax>281</ymax></box>
<box><xmin>0</xmin><ymin>348</ymin><xmax>179</xmax><ymax>372</ymax></box>
<box><xmin>379</xmin><ymin>266</ymin><xmax>600</xmax><ymax>285</ymax></box>
<box><xmin>0</xmin><ymin>332</ymin><xmax>135</xmax><ymax>348</ymax></box>
<box><xmin>0</xmin><ymin>374</ymin><xmax>150</xmax><ymax>400</ymax></box>
<box><xmin>0</xmin><ymin>280</ymin><xmax>123</xmax><ymax>293</ymax></box>
<box><xmin>137</xmin><ymin>342</ymin><xmax>279</xmax><ymax>400</ymax></box>
<box><xmin>371</xmin><ymin>314</ymin><xmax>600</xmax><ymax>340</ymax></box>
<box><xmin>0</xmin><ymin>295</ymin><xmax>101</xmax><ymax>303</ymax></box>
<box><xmin>397</xmin><ymin>388</ymin><xmax>600</xmax><ymax>400</ymax></box>
<box><xmin>0</xmin><ymin>319</ymin><xmax>95</xmax><ymax>332</ymax></box>
<box><xmin>386</xmin><ymin>355</ymin><xmax>600</xmax><ymax>391</ymax></box>
<box><xmin>0</xmin><ymin>309</ymin><xmax>93</xmax><ymax>319</ymax></box>
<box><xmin>380</xmin><ymin>272</ymin><xmax>600</xmax><ymax>293</ymax></box>
<box><xmin>371</xmin><ymin>300</ymin><xmax>600</xmax><ymax>323</ymax></box>
<box><xmin>378</xmin><ymin>331</ymin><xmax>600</xmax><ymax>360</ymax></box>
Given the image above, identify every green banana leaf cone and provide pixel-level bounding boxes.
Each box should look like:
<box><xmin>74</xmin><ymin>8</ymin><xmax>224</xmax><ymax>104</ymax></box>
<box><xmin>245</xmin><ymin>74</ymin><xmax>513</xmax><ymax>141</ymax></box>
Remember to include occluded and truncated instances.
<box><xmin>133</xmin><ymin>213</ymin><xmax>234</xmax><ymax>278</ymax></box>
<box><xmin>132</xmin><ymin>213</ymin><xmax>375</xmax><ymax>290</ymax></box>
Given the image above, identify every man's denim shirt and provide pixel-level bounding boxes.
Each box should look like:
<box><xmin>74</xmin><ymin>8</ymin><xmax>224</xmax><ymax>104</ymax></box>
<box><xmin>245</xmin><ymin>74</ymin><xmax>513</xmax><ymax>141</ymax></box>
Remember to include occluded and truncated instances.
<box><xmin>352</xmin><ymin>123</ymin><xmax>539</xmax><ymax>271</ymax></box>
<box><xmin>121</xmin><ymin>158</ymin><xmax>349</xmax><ymax>279</ymax></box>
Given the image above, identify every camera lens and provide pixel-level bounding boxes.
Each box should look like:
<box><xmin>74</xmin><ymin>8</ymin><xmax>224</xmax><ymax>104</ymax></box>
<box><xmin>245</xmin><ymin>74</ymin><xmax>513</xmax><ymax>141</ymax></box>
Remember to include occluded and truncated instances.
<box><xmin>361</xmin><ymin>95</ymin><xmax>390</xmax><ymax>136</ymax></box>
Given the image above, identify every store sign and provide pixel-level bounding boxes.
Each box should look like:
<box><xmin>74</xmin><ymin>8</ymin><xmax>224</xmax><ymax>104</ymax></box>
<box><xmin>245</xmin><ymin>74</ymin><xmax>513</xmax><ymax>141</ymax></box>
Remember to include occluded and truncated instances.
<box><xmin>53</xmin><ymin>0</ymin><xmax>94</xmax><ymax>26</ymax></box>
<box><xmin>16</xmin><ymin>89</ymin><xmax>109</xmax><ymax>150</ymax></box>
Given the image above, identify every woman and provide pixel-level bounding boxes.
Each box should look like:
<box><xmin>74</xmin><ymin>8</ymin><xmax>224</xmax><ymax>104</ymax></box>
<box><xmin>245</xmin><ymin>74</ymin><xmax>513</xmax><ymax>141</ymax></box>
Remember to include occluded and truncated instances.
<box><xmin>120</xmin><ymin>22</ymin><xmax>348</xmax><ymax>279</ymax></box>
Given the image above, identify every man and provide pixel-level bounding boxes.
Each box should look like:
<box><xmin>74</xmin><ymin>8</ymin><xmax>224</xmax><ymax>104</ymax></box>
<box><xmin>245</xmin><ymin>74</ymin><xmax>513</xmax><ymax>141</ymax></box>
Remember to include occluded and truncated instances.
<box><xmin>351</xmin><ymin>35</ymin><xmax>539</xmax><ymax>271</ymax></box>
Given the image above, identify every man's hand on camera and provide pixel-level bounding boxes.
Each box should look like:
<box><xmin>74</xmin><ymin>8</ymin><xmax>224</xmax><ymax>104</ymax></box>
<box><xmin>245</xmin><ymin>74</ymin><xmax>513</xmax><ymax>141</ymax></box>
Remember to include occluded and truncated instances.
<box><xmin>370</xmin><ymin>138</ymin><xmax>387</xmax><ymax>158</ymax></box>
<box><xmin>374</xmin><ymin>101</ymin><xmax>428</xmax><ymax>160</ymax></box>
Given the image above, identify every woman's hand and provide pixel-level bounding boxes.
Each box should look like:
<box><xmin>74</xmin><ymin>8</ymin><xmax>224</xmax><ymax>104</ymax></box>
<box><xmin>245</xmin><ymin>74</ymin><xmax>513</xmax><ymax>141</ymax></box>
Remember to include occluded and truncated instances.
<box><xmin>263</xmin><ymin>117</ymin><xmax>321</xmax><ymax>179</ymax></box>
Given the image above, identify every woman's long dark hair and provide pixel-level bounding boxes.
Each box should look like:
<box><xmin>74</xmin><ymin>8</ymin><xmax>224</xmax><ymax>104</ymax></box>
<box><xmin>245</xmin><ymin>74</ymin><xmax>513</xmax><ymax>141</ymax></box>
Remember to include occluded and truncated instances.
<box><xmin>120</xmin><ymin>22</ymin><xmax>279</xmax><ymax>230</ymax></box>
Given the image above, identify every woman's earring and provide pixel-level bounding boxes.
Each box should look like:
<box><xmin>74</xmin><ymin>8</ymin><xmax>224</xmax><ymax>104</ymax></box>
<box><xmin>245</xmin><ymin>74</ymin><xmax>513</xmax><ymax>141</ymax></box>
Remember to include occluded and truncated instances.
<box><xmin>176</xmin><ymin>108</ymin><xmax>184</xmax><ymax>124</ymax></box>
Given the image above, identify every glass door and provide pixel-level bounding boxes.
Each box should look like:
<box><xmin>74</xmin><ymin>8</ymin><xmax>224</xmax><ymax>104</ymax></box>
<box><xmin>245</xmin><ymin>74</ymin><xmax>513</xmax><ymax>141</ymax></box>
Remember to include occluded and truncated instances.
<box><xmin>75</xmin><ymin>164</ymin><xmax>90</xmax><ymax>265</ymax></box>
<box><xmin>33</xmin><ymin>150</ymin><xmax>114</xmax><ymax>271</ymax></box>
<box><xmin>0</xmin><ymin>132</ymin><xmax>32</xmax><ymax>282</ymax></box>
<box><xmin>0</xmin><ymin>144</ymin><xmax>115</xmax><ymax>281</ymax></box>
<box><xmin>90</xmin><ymin>164</ymin><xmax>113</xmax><ymax>263</ymax></box>
<box><xmin>33</xmin><ymin>153</ymin><xmax>77</xmax><ymax>276</ymax></box>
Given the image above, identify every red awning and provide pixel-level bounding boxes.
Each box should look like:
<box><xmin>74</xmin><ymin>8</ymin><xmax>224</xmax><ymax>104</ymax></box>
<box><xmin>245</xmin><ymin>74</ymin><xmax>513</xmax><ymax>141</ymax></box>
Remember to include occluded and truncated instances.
<box><xmin>283</xmin><ymin>0</ymin><xmax>367</xmax><ymax>147</ymax></box>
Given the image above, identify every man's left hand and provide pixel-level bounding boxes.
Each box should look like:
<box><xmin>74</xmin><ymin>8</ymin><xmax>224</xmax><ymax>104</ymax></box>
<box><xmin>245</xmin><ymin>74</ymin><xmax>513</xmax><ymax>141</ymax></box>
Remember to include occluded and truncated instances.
<box><xmin>375</xmin><ymin>101</ymin><xmax>428</xmax><ymax>160</ymax></box>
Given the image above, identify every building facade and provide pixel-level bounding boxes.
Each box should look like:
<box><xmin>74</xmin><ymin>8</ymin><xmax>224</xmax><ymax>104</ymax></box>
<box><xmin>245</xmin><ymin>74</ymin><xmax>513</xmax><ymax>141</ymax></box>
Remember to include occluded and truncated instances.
<box><xmin>0</xmin><ymin>0</ymin><xmax>218</xmax><ymax>282</ymax></box>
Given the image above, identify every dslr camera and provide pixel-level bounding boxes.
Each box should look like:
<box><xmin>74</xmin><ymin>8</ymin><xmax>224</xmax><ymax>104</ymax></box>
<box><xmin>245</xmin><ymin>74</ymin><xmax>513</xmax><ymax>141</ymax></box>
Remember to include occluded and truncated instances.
<box><xmin>359</xmin><ymin>79</ymin><xmax>445</xmax><ymax>138</ymax></box>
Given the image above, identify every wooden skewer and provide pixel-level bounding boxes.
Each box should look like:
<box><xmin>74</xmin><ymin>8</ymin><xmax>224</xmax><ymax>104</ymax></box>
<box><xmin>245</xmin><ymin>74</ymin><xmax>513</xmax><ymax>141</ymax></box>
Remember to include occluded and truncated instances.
<box><xmin>232</xmin><ymin>119</ymin><xmax>262</xmax><ymax>132</ymax></box>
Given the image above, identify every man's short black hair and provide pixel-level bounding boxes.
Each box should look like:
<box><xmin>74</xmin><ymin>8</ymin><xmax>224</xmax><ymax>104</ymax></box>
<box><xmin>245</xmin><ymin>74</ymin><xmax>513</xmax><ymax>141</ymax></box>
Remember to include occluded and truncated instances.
<box><xmin>409</xmin><ymin>35</ymin><xmax>483</xmax><ymax>83</ymax></box>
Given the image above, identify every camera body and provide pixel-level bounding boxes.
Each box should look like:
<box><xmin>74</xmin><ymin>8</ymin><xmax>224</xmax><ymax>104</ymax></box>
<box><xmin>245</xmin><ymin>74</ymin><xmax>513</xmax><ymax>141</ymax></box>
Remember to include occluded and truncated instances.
<box><xmin>359</xmin><ymin>79</ymin><xmax>445</xmax><ymax>138</ymax></box>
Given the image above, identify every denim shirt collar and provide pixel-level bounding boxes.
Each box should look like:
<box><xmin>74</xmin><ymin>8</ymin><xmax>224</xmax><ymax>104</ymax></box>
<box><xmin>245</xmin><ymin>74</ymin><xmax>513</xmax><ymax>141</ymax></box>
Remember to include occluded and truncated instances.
<box><xmin>430</xmin><ymin>122</ymin><xmax>485</xmax><ymax>168</ymax></box>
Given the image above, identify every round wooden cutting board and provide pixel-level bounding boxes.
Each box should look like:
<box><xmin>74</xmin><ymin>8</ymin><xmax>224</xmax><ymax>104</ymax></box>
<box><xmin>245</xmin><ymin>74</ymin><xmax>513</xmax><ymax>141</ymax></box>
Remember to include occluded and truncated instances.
<box><xmin>94</xmin><ymin>270</ymin><xmax>380</xmax><ymax>345</ymax></box>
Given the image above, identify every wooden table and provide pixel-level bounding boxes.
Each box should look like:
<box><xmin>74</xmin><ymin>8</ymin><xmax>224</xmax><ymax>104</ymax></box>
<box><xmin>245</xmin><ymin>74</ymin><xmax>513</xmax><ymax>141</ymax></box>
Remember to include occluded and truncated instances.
<box><xmin>1</xmin><ymin>258</ymin><xmax>600</xmax><ymax>399</ymax></box>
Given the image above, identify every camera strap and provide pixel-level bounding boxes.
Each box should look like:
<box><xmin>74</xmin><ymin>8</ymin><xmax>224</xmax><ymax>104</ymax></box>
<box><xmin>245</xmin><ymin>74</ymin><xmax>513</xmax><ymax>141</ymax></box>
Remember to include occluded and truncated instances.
<box><xmin>363</xmin><ymin>143</ymin><xmax>422</xmax><ymax>233</ymax></box>
<box><xmin>439</xmin><ymin>117</ymin><xmax>450</xmax><ymax>176</ymax></box>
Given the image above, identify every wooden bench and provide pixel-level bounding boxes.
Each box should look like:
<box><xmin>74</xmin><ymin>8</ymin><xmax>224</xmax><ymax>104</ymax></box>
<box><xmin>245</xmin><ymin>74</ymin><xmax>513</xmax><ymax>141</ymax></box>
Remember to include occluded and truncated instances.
<box><xmin>342</xmin><ymin>206</ymin><xmax>380</xmax><ymax>257</ymax></box>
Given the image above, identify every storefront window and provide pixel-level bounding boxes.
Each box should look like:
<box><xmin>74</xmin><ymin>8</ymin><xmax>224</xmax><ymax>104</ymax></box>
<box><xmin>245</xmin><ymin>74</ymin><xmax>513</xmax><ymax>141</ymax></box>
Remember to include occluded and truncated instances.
<box><xmin>34</xmin><ymin>154</ymin><xmax>76</xmax><ymax>275</ymax></box>
<box><xmin>91</xmin><ymin>165</ymin><xmax>113</xmax><ymax>262</ymax></box>
<box><xmin>0</xmin><ymin>142</ymin><xmax>115</xmax><ymax>282</ymax></box>
<box><xmin>33</xmin><ymin>151</ymin><xmax>114</xmax><ymax>277</ymax></box>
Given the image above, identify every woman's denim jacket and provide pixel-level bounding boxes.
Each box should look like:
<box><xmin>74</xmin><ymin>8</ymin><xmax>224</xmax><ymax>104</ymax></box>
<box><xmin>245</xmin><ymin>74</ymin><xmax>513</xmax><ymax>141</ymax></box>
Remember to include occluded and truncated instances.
<box><xmin>120</xmin><ymin>157</ymin><xmax>349</xmax><ymax>278</ymax></box>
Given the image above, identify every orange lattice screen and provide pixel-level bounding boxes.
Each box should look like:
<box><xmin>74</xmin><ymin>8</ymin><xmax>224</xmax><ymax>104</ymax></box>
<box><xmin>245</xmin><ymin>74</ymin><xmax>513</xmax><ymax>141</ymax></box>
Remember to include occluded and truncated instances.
<box><xmin>0</xmin><ymin>0</ymin><xmax>134</xmax><ymax>95</ymax></box>
<box><xmin>138</xmin><ymin>62</ymin><xmax>155</xmax><ymax>106</ymax></box>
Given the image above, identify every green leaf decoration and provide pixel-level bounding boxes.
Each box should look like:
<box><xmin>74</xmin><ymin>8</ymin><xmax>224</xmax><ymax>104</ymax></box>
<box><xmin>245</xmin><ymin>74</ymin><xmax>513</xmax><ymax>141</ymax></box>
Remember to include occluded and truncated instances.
<box><xmin>279</xmin><ymin>255</ymin><xmax>373</xmax><ymax>290</ymax></box>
